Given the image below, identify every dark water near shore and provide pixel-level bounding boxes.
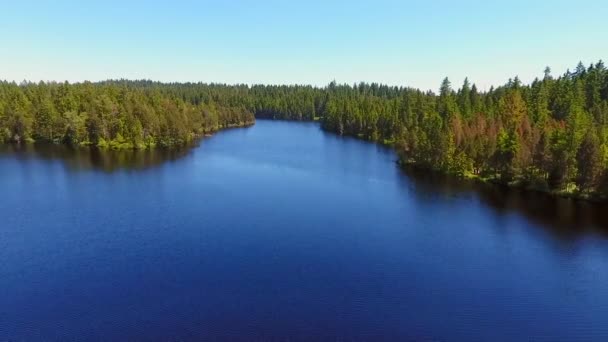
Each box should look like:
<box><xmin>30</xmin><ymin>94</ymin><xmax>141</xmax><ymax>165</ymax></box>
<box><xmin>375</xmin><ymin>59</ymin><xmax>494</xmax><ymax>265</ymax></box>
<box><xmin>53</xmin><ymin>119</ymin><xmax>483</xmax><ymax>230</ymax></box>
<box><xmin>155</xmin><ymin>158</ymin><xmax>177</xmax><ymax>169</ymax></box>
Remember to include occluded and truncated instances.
<box><xmin>2</xmin><ymin>120</ymin><xmax>608</xmax><ymax>341</ymax></box>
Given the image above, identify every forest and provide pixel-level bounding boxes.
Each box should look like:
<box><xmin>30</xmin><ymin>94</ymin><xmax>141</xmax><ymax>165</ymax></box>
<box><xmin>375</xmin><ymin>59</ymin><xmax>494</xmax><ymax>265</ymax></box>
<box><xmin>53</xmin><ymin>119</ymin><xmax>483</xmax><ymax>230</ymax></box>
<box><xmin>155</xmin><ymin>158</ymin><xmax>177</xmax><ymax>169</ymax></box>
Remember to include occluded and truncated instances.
<box><xmin>0</xmin><ymin>80</ymin><xmax>255</xmax><ymax>148</ymax></box>
<box><xmin>2</xmin><ymin>61</ymin><xmax>608</xmax><ymax>198</ymax></box>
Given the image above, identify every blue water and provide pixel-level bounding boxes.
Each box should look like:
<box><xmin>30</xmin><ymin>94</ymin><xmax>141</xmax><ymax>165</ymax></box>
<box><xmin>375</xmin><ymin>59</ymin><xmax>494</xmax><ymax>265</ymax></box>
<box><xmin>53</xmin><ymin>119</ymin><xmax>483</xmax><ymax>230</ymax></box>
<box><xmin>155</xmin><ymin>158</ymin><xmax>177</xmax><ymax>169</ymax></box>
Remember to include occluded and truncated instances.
<box><xmin>2</xmin><ymin>120</ymin><xmax>608</xmax><ymax>341</ymax></box>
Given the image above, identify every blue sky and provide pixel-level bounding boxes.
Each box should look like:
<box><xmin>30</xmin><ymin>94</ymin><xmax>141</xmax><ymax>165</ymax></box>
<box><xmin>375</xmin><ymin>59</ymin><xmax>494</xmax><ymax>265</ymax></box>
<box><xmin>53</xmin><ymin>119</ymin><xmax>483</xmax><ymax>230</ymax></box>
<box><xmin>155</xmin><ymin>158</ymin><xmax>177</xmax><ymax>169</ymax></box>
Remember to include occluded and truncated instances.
<box><xmin>1</xmin><ymin>0</ymin><xmax>607</xmax><ymax>91</ymax></box>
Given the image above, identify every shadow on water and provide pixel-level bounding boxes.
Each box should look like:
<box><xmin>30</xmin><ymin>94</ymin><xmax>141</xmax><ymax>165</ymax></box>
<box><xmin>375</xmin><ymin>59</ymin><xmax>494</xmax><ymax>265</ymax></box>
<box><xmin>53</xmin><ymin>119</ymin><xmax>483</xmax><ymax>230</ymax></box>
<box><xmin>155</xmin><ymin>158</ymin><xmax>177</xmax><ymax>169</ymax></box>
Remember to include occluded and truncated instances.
<box><xmin>3</xmin><ymin>131</ymin><xmax>608</xmax><ymax>237</ymax></box>
<box><xmin>402</xmin><ymin>166</ymin><xmax>608</xmax><ymax>235</ymax></box>
<box><xmin>0</xmin><ymin>143</ymin><xmax>194</xmax><ymax>173</ymax></box>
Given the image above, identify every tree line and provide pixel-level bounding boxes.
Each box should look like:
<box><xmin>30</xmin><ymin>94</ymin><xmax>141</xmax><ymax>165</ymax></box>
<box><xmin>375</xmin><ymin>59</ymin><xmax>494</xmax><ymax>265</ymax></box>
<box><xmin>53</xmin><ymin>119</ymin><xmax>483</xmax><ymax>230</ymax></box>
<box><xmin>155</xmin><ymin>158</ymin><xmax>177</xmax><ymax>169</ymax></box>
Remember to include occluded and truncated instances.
<box><xmin>319</xmin><ymin>62</ymin><xmax>608</xmax><ymax>199</ymax></box>
<box><xmin>0</xmin><ymin>80</ymin><xmax>254</xmax><ymax>148</ymax></box>
<box><xmin>2</xmin><ymin>60</ymin><xmax>608</xmax><ymax>198</ymax></box>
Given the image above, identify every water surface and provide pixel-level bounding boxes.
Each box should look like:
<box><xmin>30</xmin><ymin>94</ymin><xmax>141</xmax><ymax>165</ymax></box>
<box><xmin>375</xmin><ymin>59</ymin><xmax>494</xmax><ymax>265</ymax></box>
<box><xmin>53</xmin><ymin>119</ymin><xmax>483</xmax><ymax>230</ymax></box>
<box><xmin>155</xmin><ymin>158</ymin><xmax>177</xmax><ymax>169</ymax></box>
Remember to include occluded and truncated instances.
<box><xmin>2</xmin><ymin>120</ymin><xmax>608</xmax><ymax>341</ymax></box>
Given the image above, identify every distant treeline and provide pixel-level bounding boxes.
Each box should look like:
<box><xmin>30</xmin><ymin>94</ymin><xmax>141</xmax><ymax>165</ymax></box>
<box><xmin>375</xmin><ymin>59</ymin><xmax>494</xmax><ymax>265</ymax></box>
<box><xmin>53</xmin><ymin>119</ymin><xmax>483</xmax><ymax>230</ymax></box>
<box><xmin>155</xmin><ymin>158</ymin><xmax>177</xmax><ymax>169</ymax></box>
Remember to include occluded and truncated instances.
<box><xmin>0</xmin><ymin>81</ymin><xmax>254</xmax><ymax>148</ymax></box>
<box><xmin>2</xmin><ymin>60</ymin><xmax>608</xmax><ymax>198</ymax></box>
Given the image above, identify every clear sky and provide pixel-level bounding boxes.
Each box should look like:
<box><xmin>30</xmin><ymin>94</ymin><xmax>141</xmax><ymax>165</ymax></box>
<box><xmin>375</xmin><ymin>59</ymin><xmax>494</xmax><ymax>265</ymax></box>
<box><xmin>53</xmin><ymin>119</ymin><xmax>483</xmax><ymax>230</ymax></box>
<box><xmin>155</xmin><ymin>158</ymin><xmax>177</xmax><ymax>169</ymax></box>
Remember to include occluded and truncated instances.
<box><xmin>1</xmin><ymin>0</ymin><xmax>606</xmax><ymax>92</ymax></box>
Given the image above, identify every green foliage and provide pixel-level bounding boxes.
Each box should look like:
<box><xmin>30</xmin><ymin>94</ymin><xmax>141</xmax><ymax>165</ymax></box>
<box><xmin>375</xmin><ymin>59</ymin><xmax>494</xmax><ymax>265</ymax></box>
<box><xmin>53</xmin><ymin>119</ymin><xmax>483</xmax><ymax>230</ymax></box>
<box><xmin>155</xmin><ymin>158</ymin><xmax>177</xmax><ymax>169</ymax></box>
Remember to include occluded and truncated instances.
<box><xmin>495</xmin><ymin>129</ymin><xmax>519</xmax><ymax>181</ymax></box>
<box><xmin>313</xmin><ymin>61</ymin><xmax>608</xmax><ymax>198</ymax></box>
<box><xmin>3</xmin><ymin>60</ymin><xmax>608</xmax><ymax>199</ymax></box>
<box><xmin>576</xmin><ymin>130</ymin><xmax>602</xmax><ymax>192</ymax></box>
<box><xmin>0</xmin><ymin>80</ymin><xmax>255</xmax><ymax>149</ymax></box>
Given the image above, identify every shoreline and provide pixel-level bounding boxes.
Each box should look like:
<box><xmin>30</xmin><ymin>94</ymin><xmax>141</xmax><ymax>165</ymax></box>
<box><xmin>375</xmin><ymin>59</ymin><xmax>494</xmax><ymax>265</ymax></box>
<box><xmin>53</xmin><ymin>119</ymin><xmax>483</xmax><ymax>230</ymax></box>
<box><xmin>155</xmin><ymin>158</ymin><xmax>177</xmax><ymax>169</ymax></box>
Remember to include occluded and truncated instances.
<box><xmin>1</xmin><ymin>120</ymin><xmax>256</xmax><ymax>151</ymax></box>
<box><xmin>398</xmin><ymin>161</ymin><xmax>607</xmax><ymax>203</ymax></box>
<box><xmin>4</xmin><ymin>116</ymin><xmax>606</xmax><ymax>203</ymax></box>
<box><xmin>316</xmin><ymin>123</ymin><xmax>607</xmax><ymax>203</ymax></box>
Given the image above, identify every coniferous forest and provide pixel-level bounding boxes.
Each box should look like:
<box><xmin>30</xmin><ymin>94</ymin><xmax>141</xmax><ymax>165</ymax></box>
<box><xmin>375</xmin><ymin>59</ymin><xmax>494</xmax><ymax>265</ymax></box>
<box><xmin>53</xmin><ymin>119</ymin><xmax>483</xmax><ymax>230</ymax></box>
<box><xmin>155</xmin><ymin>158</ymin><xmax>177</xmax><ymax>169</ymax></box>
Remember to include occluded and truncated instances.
<box><xmin>0</xmin><ymin>80</ymin><xmax>255</xmax><ymax>148</ymax></box>
<box><xmin>2</xmin><ymin>61</ymin><xmax>608</xmax><ymax>198</ymax></box>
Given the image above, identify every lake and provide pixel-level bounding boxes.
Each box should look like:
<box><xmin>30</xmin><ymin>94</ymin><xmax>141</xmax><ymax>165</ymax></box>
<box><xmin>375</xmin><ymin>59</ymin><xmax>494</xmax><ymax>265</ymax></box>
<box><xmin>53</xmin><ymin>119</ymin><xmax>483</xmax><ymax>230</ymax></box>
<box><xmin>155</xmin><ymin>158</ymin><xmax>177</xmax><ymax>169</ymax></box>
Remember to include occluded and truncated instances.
<box><xmin>2</xmin><ymin>120</ymin><xmax>608</xmax><ymax>341</ymax></box>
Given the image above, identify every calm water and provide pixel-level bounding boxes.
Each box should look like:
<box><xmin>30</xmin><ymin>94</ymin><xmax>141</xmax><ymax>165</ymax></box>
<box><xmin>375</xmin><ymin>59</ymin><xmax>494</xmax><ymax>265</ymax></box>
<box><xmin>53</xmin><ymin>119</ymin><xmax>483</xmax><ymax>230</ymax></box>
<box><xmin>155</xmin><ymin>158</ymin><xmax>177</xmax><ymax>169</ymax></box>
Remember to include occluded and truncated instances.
<box><xmin>2</xmin><ymin>120</ymin><xmax>608</xmax><ymax>341</ymax></box>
